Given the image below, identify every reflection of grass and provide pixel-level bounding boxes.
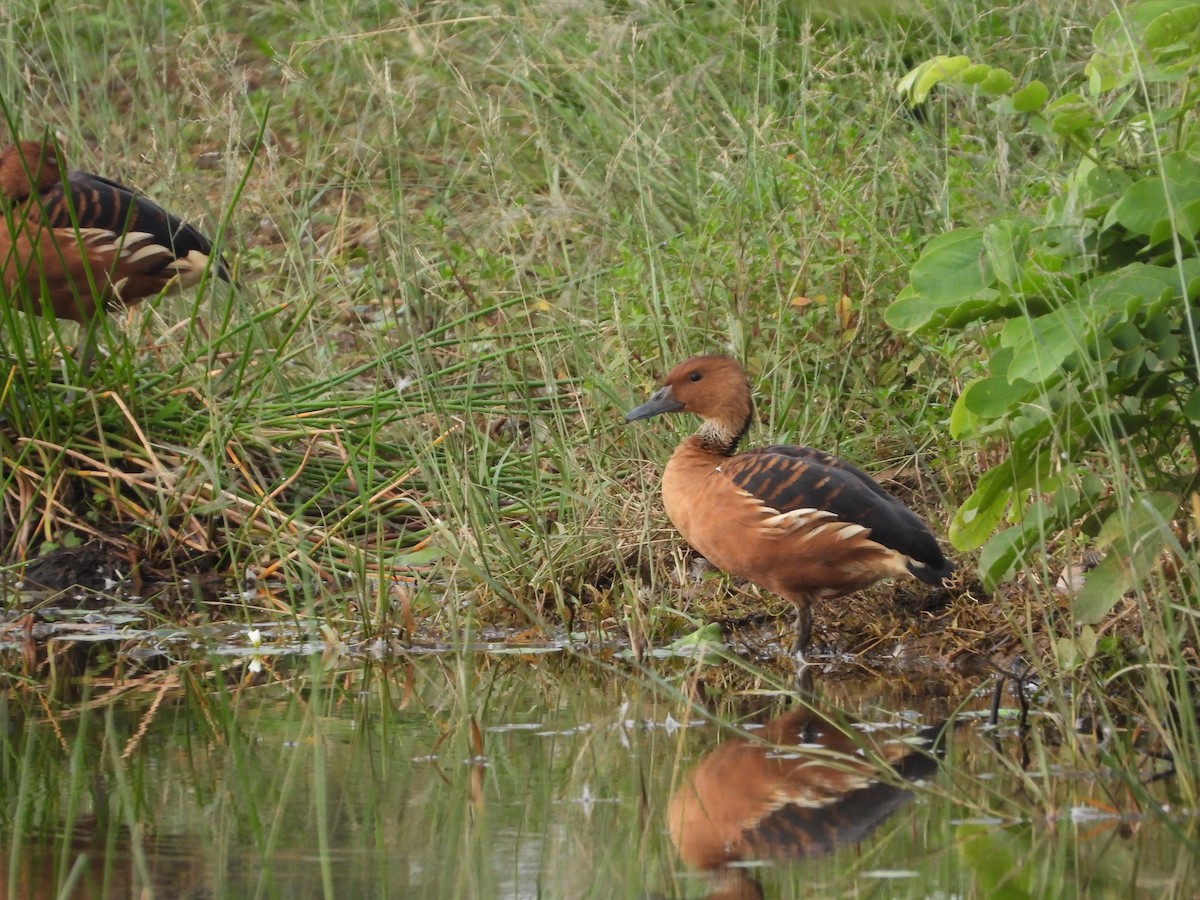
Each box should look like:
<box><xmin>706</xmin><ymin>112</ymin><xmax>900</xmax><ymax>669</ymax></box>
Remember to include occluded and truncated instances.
<box><xmin>1</xmin><ymin>0</ymin><xmax>1197</xmax><ymax>820</ymax></box>
<box><xmin>3</xmin><ymin>653</ymin><xmax>1198</xmax><ymax>898</ymax></box>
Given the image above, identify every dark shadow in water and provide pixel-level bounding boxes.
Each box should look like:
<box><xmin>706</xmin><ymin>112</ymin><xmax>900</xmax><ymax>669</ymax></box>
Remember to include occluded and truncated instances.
<box><xmin>2</xmin><ymin>820</ymin><xmax>215</xmax><ymax>900</ymax></box>
<box><xmin>667</xmin><ymin>692</ymin><xmax>952</xmax><ymax>900</ymax></box>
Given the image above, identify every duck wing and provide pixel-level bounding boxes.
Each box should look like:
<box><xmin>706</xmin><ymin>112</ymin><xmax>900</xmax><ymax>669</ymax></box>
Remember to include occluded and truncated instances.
<box><xmin>722</xmin><ymin>445</ymin><xmax>953</xmax><ymax>584</ymax></box>
<box><xmin>33</xmin><ymin>170</ymin><xmax>228</xmax><ymax>282</ymax></box>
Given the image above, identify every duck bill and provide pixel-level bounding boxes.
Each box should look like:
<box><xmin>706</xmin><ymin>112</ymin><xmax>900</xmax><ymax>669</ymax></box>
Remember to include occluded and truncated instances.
<box><xmin>625</xmin><ymin>386</ymin><xmax>684</xmax><ymax>422</ymax></box>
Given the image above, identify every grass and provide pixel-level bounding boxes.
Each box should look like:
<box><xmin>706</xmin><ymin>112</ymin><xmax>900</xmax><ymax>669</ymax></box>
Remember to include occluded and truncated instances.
<box><xmin>3</xmin><ymin>0</ymin><xmax>1200</xmax><ymax>851</ymax></box>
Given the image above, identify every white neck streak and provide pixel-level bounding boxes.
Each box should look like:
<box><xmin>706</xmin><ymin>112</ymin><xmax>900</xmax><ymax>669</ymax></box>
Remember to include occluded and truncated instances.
<box><xmin>696</xmin><ymin>419</ymin><xmax>743</xmax><ymax>454</ymax></box>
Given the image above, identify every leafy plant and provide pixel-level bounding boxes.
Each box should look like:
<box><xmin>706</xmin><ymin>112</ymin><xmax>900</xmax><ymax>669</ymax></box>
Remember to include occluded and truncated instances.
<box><xmin>888</xmin><ymin>1</ymin><xmax>1200</xmax><ymax>620</ymax></box>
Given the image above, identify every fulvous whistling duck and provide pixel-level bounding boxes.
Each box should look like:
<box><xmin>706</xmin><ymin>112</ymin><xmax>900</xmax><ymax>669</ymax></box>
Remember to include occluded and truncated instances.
<box><xmin>668</xmin><ymin>707</ymin><xmax>947</xmax><ymax>899</ymax></box>
<box><xmin>625</xmin><ymin>355</ymin><xmax>954</xmax><ymax>657</ymax></box>
<box><xmin>0</xmin><ymin>139</ymin><xmax>229</xmax><ymax>370</ymax></box>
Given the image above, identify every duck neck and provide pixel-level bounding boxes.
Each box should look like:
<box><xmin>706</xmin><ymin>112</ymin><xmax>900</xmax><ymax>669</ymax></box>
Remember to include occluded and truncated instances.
<box><xmin>693</xmin><ymin>412</ymin><xmax>751</xmax><ymax>458</ymax></box>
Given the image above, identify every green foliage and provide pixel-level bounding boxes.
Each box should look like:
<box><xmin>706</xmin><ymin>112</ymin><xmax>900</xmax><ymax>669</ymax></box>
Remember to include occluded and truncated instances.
<box><xmin>956</xmin><ymin>824</ymin><xmax>1037</xmax><ymax>900</ymax></box>
<box><xmin>889</xmin><ymin>1</ymin><xmax>1200</xmax><ymax>611</ymax></box>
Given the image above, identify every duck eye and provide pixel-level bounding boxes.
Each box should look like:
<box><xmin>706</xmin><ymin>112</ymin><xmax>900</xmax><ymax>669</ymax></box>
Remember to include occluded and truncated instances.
<box><xmin>688</xmin><ymin>372</ymin><xmax>702</xmax><ymax>382</ymax></box>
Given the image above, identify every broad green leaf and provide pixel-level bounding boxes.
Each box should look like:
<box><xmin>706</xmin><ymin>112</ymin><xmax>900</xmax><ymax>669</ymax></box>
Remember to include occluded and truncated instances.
<box><xmin>949</xmin><ymin>392</ymin><xmax>980</xmax><ymax>439</ymax></box>
<box><xmin>1143</xmin><ymin>4</ymin><xmax>1200</xmax><ymax>58</ymax></box>
<box><xmin>1094</xmin><ymin>490</ymin><xmax>1179</xmax><ymax>550</ymax></box>
<box><xmin>1182</xmin><ymin>387</ymin><xmax>1200</xmax><ymax>421</ymax></box>
<box><xmin>959</xmin><ymin>375</ymin><xmax>1036</xmax><ymax>420</ymax></box>
<box><xmin>985</xmin><ymin>343</ymin><xmax>1017</xmax><ymax>378</ymax></box>
<box><xmin>668</xmin><ymin>622</ymin><xmax>724</xmax><ymax>650</ymax></box>
<box><xmin>957</xmin><ymin>825</ymin><xmax>1036</xmax><ymax>900</ymax></box>
<box><xmin>1141</xmin><ymin>308</ymin><xmax>1173</xmax><ymax>341</ymax></box>
<box><xmin>952</xmin><ymin>463</ymin><xmax>1017</xmax><ymax>550</ymax></box>
<box><xmin>1149</xmin><ymin>196</ymin><xmax>1200</xmax><ymax>244</ymax></box>
<box><xmin>1087</xmin><ymin>263</ymin><xmax>1177</xmax><ymax>318</ymax></box>
<box><xmin>1054</xmin><ymin>625</ymin><xmax>1100</xmax><ymax>670</ymax></box>
<box><xmin>897</xmin><ymin>55</ymin><xmax>972</xmax><ymax>104</ymax></box>
<box><xmin>961</xmin><ymin>63</ymin><xmax>991</xmax><ymax>85</ymax></box>
<box><xmin>1072</xmin><ymin>546</ymin><xmax>1147</xmax><ymax>624</ymax></box>
<box><xmin>1048</xmin><ymin>93</ymin><xmax>1101</xmax><ymax>136</ymax></box>
<box><xmin>1082</xmin><ymin>472</ymin><xmax>1106</xmax><ymax>503</ymax></box>
<box><xmin>1115</xmin><ymin>344</ymin><xmax>1146</xmax><ymax>384</ymax></box>
<box><xmin>1166</xmin><ymin>150</ymin><xmax>1200</xmax><ymax>184</ymax></box>
<box><xmin>1087</xmin><ymin>1</ymin><xmax>1199</xmax><ymax>89</ymax></box>
<box><xmin>887</xmin><ymin>229</ymin><xmax>1000</xmax><ymax>333</ymax></box>
<box><xmin>1011</xmin><ymin>80</ymin><xmax>1049</xmax><ymax>113</ymax></box>
<box><xmin>884</xmin><ymin>288</ymin><xmax>1001</xmax><ymax>334</ymax></box>
<box><xmin>1107</xmin><ymin>321</ymin><xmax>1142</xmax><ymax>350</ymax></box>
<box><xmin>980</xmin><ymin>68</ymin><xmax>1015</xmax><ymax>95</ymax></box>
<box><xmin>978</xmin><ymin>526</ymin><xmax>1027</xmax><ymax>589</ymax></box>
<box><xmin>952</xmin><ymin>419</ymin><xmax>1057</xmax><ymax>550</ymax></box>
<box><xmin>1002</xmin><ymin>309</ymin><xmax>1082</xmax><ymax>384</ymax></box>
<box><xmin>1073</xmin><ymin>491</ymin><xmax>1180</xmax><ymax>623</ymax></box>
<box><xmin>1085</xmin><ymin>46</ymin><xmax>1125</xmax><ymax>93</ymax></box>
<box><xmin>1183</xmin><ymin>257</ymin><xmax>1200</xmax><ymax>299</ymax></box>
<box><xmin>1108</xmin><ymin>154</ymin><xmax>1200</xmax><ymax>239</ymax></box>
<box><xmin>1083</xmin><ymin>333</ymin><xmax>1114</xmax><ymax>367</ymax></box>
<box><xmin>1087</xmin><ymin>8</ymin><xmax>1135</xmax><ymax>92</ymax></box>
<box><xmin>983</xmin><ymin>219</ymin><xmax>1029</xmax><ymax>288</ymax></box>
<box><xmin>978</xmin><ymin>502</ymin><xmax>1053</xmax><ymax>589</ymax></box>
<box><xmin>1083</xmin><ymin>165</ymin><xmax>1133</xmax><ymax>212</ymax></box>
<box><xmin>883</xmin><ymin>286</ymin><xmax>938</xmax><ymax>332</ymax></box>
<box><xmin>1050</xmin><ymin>107</ymin><xmax>1100</xmax><ymax>136</ymax></box>
<box><xmin>951</xmin><ymin>451</ymin><xmax>1052</xmax><ymax>550</ymax></box>
<box><xmin>909</xmin><ymin>228</ymin><xmax>992</xmax><ymax>305</ymax></box>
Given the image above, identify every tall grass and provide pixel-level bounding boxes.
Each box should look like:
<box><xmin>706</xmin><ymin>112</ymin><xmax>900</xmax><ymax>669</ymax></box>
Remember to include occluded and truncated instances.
<box><xmin>5</xmin><ymin>0</ymin><xmax>1195</xmax><ymax>803</ymax></box>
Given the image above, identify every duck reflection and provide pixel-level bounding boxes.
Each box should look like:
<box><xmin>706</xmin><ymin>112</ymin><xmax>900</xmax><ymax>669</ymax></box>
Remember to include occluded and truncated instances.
<box><xmin>0</xmin><ymin>820</ymin><xmax>214</xmax><ymax>900</ymax></box>
<box><xmin>667</xmin><ymin>705</ymin><xmax>950</xmax><ymax>899</ymax></box>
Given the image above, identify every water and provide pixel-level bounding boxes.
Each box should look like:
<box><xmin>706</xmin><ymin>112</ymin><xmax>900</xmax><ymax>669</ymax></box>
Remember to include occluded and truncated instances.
<box><xmin>2</xmin><ymin>619</ymin><xmax>1198</xmax><ymax>898</ymax></box>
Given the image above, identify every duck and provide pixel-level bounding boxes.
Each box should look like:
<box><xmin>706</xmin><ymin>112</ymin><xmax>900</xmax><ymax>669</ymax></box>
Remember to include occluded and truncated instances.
<box><xmin>0</xmin><ymin>138</ymin><xmax>229</xmax><ymax>370</ymax></box>
<box><xmin>625</xmin><ymin>354</ymin><xmax>953</xmax><ymax>657</ymax></box>
<box><xmin>667</xmin><ymin>706</ymin><xmax>948</xmax><ymax>899</ymax></box>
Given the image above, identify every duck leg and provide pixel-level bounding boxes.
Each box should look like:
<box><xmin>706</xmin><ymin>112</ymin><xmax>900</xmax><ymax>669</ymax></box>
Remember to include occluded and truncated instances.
<box><xmin>794</xmin><ymin>659</ymin><xmax>816</xmax><ymax>696</ymax></box>
<box><xmin>76</xmin><ymin>318</ymin><xmax>100</xmax><ymax>374</ymax></box>
<box><xmin>790</xmin><ymin>602</ymin><xmax>813</xmax><ymax>660</ymax></box>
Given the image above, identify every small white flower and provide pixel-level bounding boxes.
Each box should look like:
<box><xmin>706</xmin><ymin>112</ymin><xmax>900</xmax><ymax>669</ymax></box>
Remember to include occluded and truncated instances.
<box><xmin>247</xmin><ymin>629</ymin><xmax>263</xmax><ymax>648</ymax></box>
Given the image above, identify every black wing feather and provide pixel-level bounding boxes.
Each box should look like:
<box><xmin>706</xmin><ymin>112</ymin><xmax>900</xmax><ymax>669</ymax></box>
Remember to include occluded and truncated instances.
<box><xmin>724</xmin><ymin>445</ymin><xmax>952</xmax><ymax>581</ymax></box>
<box><xmin>41</xmin><ymin>171</ymin><xmax>229</xmax><ymax>280</ymax></box>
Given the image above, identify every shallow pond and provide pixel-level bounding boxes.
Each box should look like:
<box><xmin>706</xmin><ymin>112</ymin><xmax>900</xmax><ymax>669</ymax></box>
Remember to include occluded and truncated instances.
<box><xmin>1</xmin><ymin>617</ymin><xmax>1198</xmax><ymax>899</ymax></box>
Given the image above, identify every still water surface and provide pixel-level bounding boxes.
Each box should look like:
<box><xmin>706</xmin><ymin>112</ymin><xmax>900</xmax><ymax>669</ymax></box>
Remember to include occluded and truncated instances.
<box><xmin>1</xmin><ymin>628</ymin><xmax>1197</xmax><ymax>898</ymax></box>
